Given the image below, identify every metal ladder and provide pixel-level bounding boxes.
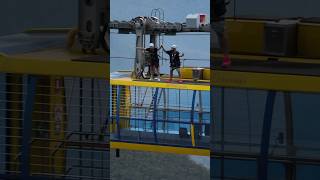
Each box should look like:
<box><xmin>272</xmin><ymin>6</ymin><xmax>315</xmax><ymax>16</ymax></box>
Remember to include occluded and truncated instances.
<box><xmin>151</xmin><ymin>8</ymin><xmax>165</xmax><ymax>65</ymax></box>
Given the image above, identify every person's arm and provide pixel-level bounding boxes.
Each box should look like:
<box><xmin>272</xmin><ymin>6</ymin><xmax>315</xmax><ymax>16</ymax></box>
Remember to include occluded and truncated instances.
<box><xmin>136</xmin><ymin>47</ymin><xmax>146</xmax><ymax>50</ymax></box>
<box><xmin>162</xmin><ymin>47</ymin><xmax>170</xmax><ymax>55</ymax></box>
<box><xmin>179</xmin><ymin>52</ymin><xmax>184</xmax><ymax>57</ymax></box>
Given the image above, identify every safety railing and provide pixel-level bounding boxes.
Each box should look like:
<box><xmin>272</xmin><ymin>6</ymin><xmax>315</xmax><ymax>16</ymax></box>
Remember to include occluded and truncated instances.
<box><xmin>0</xmin><ymin>54</ymin><xmax>109</xmax><ymax>179</ymax></box>
<box><xmin>110</xmin><ymin>84</ymin><xmax>210</xmax><ymax>148</ymax></box>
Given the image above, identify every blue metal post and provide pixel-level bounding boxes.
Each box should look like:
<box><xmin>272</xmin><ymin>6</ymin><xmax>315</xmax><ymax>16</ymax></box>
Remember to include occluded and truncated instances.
<box><xmin>116</xmin><ymin>86</ymin><xmax>121</xmax><ymax>139</ymax></box>
<box><xmin>190</xmin><ymin>90</ymin><xmax>197</xmax><ymax>146</ymax></box>
<box><xmin>258</xmin><ymin>91</ymin><xmax>276</xmax><ymax>180</ymax></box>
<box><xmin>190</xmin><ymin>90</ymin><xmax>197</xmax><ymax>124</ymax></box>
<box><xmin>21</xmin><ymin>75</ymin><xmax>37</xmax><ymax>178</ymax></box>
<box><xmin>153</xmin><ymin>88</ymin><xmax>159</xmax><ymax>143</ymax></box>
<box><xmin>221</xmin><ymin>87</ymin><xmax>225</xmax><ymax>179</ymax></box>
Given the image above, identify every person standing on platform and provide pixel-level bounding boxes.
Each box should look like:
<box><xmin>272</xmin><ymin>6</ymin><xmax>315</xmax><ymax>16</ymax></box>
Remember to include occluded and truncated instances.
<box><xmin>212</xmin><ymin>0</ymin><xmax>231</xmax><ymax>67</ymax></box>
<box><xmin>145</xmin><ymin>43</ymin><xmax>160</xmax><ymax>80</ymax></box>
<box><xmin>161</xmin><ymin>44</ymin><xmax>184</xmax><ymax>82</ymax></box>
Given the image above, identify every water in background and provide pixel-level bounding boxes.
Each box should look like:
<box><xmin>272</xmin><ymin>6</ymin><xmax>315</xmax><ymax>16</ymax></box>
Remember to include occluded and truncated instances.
<box><xmin>0</xmin><ymin>0</ymin><xmax>78</xmax><ymax>36</ymax></box>
<box><xmin>110</xmin><ymin>0</ymin><xmax>210</xmax><ymax>73</ymax></box>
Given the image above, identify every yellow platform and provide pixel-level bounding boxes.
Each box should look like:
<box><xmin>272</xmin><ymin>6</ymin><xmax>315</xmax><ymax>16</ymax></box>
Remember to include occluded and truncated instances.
<box><xmin>110</xmin><ymin>141</ymin><xmax>210</xmax><ymax>156</ymax></box>
<box><xmin>111</xmin><ymin>71</ymin><xmax>210</xmax><ymax>91</ymax></box>
<box><xmin>212</xmin><ymin>70</ymin><xmax>320</xmax><ymax>93</ymax></box>
<box><xmin>212</xmin><ymin>53</ymin><xmax>320</xmax><ymax>65</ymax></box>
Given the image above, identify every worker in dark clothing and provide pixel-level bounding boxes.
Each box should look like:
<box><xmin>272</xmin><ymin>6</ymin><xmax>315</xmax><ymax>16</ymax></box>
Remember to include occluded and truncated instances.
<box><xmin>161</xmin><ymin>44</ymin><xmax>184</xmax><ymax>81</ymax></box>
<box><xmin>212</xmin><ymin>0</ymin><xmax>231</xmax><ymax>67</ymax></box>
<box><xmin>145</xmin><ymin>43</ymin><xmax>160</xmax><ymax>80</ymax></box>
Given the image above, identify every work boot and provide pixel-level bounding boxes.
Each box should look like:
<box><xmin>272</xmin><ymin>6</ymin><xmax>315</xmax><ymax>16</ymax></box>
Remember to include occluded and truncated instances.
<box><xmin>222</xmin><ymin>55</ymin><xmax>231</xmax><ymax>68</ymax></box>
<box><xmin>166</xmin><ymin>78</ymin><xmax>172</xmax><ymax>83</ymax></box>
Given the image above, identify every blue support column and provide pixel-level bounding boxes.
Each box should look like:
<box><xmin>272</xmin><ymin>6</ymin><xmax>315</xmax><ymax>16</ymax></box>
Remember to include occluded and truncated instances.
<box><xmin>116</xmin><ymin>86</ymin><xmax>121</xmax><ymax>139</ymax></box>
<box><xmin>153</xmin><ymin>88</ymin><xmax>159</xmax><ymax>143</ymax></box>
<box><xmin>220</xmin><ymin>87</ymin><xmax>225</xmax><ymax>179</ymax></box>
<box><xmin>21</xmin><ymin>75</ymin><xmax>37</xmax><ymax>178</ymax></box>
<box><xmin>190</xmin><ymin>90</ymin><xmax>197</xmax><ymax>124</ymax></box>
<box><xmin>258</xmin><ymin>91</ymin><xmax>276</xmax><ymax>180</ymax></box>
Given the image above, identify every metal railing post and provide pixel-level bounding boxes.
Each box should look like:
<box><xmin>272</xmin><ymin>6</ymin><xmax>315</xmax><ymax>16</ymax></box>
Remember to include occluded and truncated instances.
<box><xmin>21</xmin><ymin>75</ymin><xmax>37</xmax><ymax>178</ymax></box>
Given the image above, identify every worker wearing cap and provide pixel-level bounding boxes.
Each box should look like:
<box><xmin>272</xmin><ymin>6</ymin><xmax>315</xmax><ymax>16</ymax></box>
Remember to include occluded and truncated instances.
<box><xmin>145</xmin><ymin>43</ymin><xmax>160</xmax><ymax>80</ymax></box>
<box><xmin>161</xmin><ymin>44</ymin><xmax>184</xmax><ymax>81</ymax></box>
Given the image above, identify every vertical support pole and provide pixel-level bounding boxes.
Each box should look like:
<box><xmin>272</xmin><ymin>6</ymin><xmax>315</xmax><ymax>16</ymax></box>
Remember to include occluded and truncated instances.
<box><xmin>162</xmin><ymin>89</ymin><xmax>167</xmax><ymax>132</ymax></box>
<box><xmin>190</xmin><ymin>90</ymin><xmax>197</xmax><ymax>147</ymax></box>
<box><xmin>220</xmin><ymin>87</ymin><xmax>225</xmax><ymax>179</ymax></box>
<box><xmin>78</xmin><ymin>0</ymin><xmax>108</xmax><ymax>52</ymax></box>
<box><xmin>90</xmin><ymin>79</ymin><xmax>94</xmax><ymax>177</ymax></box>
<box><xmin>116</xmin><ymin>86</ymin><xmax>121</xmax><ymax>139</ymax></box>
<box><xmin>284</xmin><ymin>92</ymin><xmax>296</xmax><ymax>180</ymax></box>
<box><xmin>134</xmin><ymin>26</ymin><xmax>144</xmax><ymax>79</ymax></box>
<box><xmin>153</xmin><ymin>88</ymin><xmax>159</xmax><ymax>143</ymax></box>
<box><xmin>150</xmin><ymin>33</ymin><xmax>158</xmax><ymax>78</ymax></box>
<box><xmin>79</xmin><ymin>78</ymin><xmax>83</xmax><ymax>179</ymax></box>
<box><xmin>210</xmin><ymin>85</ymin><xmax>214</xmax><ymax>180</ymax></box>
<box><xmin>198</xmin><ymin>91</ymin><xmax>203</xmax><ymax>135</ymax></box>
<box><xmin>21</xmin><ymin>75</ymin><xmax>37</xmax><ymax>178</ymax></box>
<box><xmin>258</xmin><ymin>91</ymin><xmax>276</xmax><ymax>180</ymax></box>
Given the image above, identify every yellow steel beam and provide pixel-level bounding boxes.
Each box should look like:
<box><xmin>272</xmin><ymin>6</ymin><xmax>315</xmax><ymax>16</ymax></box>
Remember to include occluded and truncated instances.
<box><xmin>212</xmin><ymin>70</ymin><xmax>320</xmax><ymax>93</ymax></box>
<box><xmin>225</xmin><ymin>19</ymin><xmax>264</xmax><ymax>54</ymax></box>
<box><xmin>111</xmin><ymin>78</ymin><xmax>210</xmax><ymax>91</ymax></box>
<box><xmin>110</xmin><ymin>141</ymin><xmax>210</xmax><ymax>156</ymax></box>
<box><xmin>0</xmin><ymin>54</ymin><xmax>108</xmax><ymax>78</ymax></box>
<box><xmin>211</xmin><ymin>53</ymin><xmax>320</xmax><ymax>65</ymax></box>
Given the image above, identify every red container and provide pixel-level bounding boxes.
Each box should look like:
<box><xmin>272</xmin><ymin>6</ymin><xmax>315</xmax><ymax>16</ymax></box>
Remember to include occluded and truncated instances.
<box><xmin>199</xmin><ymin>14</ymin><xmax>206</xmax><ymax>24</ymax></box>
